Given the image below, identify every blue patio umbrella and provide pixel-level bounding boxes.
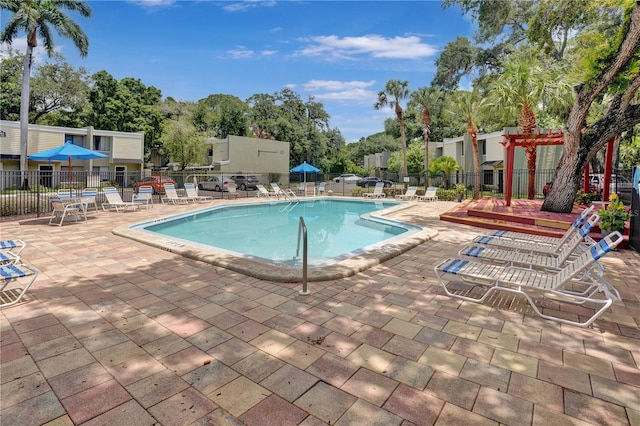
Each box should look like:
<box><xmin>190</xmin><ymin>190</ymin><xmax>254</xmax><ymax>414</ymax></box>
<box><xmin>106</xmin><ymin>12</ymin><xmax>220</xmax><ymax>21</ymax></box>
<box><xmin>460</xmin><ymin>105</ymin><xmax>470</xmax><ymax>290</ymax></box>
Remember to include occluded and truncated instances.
<box><xmin>290</xmin><ymin>161</ymin><xmax>320</xmax><ymax>183</ymax></box>
<box><xmin>29</xmin><ymin>141</ymin><xmax>108</xmax><ymax>186</ymax></box>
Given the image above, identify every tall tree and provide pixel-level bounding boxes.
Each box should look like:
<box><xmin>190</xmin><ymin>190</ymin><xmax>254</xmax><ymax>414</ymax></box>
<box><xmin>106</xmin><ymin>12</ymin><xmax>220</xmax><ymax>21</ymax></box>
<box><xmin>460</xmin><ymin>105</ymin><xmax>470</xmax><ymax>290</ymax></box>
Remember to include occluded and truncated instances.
<box><xmin>30</xmin><ymin>56</ymin><xmax>90</xmax><ymax>123</ymax></box>
<box><xmin>83</xmin><ymin>71</ymin><xmax>163</xmax><ymax>153</ymax></box>
<box><xmin>490</xmin><ymin>53</ymin><xmax>575</xmax><ymax>199</ymax></box>
<box><xmin>543</xmin><ymin>0</ymin><xmax>640</xmax><ymax>212</ymax></box>
<box><xmin>160</xmin><ymin>119</ymin><xmax>207</xmax><ymax>171</ymax></box>
<box><xmin>193</xmin><ymin>94</ymin><xmax>250</xmax><ymax>138</ymax></box>
<box><xmin>375</xmin><ymin>79</ymin><xmax>410</xmax><ymax>176</ymax></box>
<box><xmin>0</xmin><ymin>0</ymin><xmax>92</xmax><ymax>189</ymax></box>
<box><xmin>409</xmin><ymin>86</ymin><xmax>443</xmax><ymax>181</ymax></box>
<box><xmin>0</xmin><ymin>48</ymin><xmax>22</xmax><ymax>121</ymax></box>
<box><xmin>451</xmin><ymin>89</ymin><xmax>486</xmax><ymax>200</ymax></box>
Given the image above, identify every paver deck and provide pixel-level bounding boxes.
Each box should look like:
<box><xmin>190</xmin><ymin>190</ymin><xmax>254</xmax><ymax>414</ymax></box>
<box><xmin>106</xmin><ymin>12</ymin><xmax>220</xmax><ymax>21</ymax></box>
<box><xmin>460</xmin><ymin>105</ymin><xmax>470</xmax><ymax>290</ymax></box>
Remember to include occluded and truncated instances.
<box><xmin>1</xmin><ymin>197</ymin><xmax>639</xmax><ymax>425</ymax></box>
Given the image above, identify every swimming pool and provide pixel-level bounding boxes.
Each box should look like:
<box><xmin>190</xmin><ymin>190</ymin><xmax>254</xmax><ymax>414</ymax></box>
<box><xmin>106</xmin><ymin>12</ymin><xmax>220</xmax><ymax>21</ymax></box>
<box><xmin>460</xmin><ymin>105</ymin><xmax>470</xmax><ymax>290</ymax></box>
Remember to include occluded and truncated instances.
<box><xmin>115</xmin><ymin>197</ymin><xmax>437</xmax><ymax>282</ymax></box>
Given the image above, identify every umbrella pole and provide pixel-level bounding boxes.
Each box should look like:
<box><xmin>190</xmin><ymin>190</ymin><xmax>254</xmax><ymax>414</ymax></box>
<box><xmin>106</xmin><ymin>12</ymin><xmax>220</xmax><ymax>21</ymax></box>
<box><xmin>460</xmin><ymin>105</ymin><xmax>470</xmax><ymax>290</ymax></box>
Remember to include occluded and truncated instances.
<box><xmin>68</xmin><ymin>156</ymin><xmax>72</xmax><ymax>191</ymax></box>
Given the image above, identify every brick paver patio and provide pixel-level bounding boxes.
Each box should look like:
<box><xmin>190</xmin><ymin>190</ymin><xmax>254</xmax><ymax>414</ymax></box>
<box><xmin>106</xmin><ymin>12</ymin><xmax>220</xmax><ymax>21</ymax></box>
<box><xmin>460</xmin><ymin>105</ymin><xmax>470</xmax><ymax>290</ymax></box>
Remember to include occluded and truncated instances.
<box><xmin>1</xmin><ymin>198</ymin><xmax>638</xmax><ymax>425</ymax></box>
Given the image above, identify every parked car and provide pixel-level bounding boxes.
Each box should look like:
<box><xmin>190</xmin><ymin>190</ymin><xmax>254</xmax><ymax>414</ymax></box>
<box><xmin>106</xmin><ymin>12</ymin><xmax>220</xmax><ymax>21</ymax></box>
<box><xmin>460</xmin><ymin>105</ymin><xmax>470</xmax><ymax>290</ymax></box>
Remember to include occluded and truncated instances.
<box><xmin>198</xmin><ymin>176</ymin><xmax>232</xmax><ymax>192</ymax></box>
<box><xmin>589</xmin><ymin>174</ymin><xmax>633</xmax><ymax>204</ymax></box>
<box><xmin>333</xmin><ymin>174</ymin><xmax>362</xmax><ymax>183</ymax></box>
<box><xmin>356</xmin><ymin>177</ymin><xmax>393</xmax><ymax>188</ymax></box>
<box><xmin>230</xmin><ymin>175</ymin><xmax>259</xmax><ymax>190</ymax></box>
<box><xmin>134</xmin><ymin>176</ymin><xmax>176</xmax><ymax>194</ymax></box>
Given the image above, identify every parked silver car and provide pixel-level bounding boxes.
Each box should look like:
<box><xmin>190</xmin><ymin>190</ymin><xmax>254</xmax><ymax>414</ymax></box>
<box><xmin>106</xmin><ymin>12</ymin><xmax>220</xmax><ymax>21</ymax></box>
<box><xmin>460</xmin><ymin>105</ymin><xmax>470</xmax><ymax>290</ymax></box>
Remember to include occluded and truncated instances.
<box><xmin>333</xmin><ymin>174</ymin><xmax>362</xmax><ymax>183</ymax></box>
<box><xmin>198</xmin><ymin>176</ymin><xmax>232</xmax><ymax>192</ymax></box>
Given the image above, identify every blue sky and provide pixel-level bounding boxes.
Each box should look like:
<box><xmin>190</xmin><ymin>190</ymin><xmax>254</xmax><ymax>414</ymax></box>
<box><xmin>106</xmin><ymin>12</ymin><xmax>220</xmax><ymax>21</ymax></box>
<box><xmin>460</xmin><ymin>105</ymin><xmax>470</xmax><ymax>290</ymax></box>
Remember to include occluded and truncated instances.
<box><xmin>2</xmin><ymin>0</ymin><xmax>473</xmax><ymax>142</ymax></box>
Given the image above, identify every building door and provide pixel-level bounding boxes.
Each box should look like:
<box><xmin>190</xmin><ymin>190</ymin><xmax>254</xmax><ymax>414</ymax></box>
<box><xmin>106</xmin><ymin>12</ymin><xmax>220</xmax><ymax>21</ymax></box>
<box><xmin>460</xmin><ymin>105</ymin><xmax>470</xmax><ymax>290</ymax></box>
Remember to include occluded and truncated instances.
<box><xmin>39</xmin><ymin>165</ymin><xmax>54</xmax><ymax>188</ymax></box>
<box><xmin>115</xmin><ymin>166</ymin><xmax>126</xmax><ymax>187</ymax></box>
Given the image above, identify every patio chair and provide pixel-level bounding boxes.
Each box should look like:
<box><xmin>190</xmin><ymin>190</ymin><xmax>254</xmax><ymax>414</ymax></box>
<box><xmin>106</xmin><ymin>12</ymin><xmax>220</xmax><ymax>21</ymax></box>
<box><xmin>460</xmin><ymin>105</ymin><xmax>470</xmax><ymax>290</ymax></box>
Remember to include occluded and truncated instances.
<box><xmin>226</xmin><ymin>183</ymin><xmax>240</xmax><ymax>199</ymax></box>
<box><xmin>132</xmin><ymin>185</ymin><xmax>154</xmax><ymax>209</ymax></box>
<box><xmin>395</xmin><ymin>186</ymin><xmax>418</xmax><ymax>201</ymax></box>
<box><xmin>364</xmin><ymin>182</ymin><xmax>386</xmax><ymax>199</ymax></box>
<box><xmin>0</xmin><ymin>240</ymin><xmax>26</xmax><ymax>257</ymax></box>
<box><xmin>417</xmin><ymin>187</ymin><xmax>438</xmax><ymax>202</ymax></box>
<box><xmin>102</xmin><ymin>187</ymin><xmax>140</xmax><ymax>212</ymax></box>
<box><xmin>162</xmin><ymin>184</ymin><xmax>195</xmax><ymax>204</ymax></box>
<box><xmin>0</xmin><ymin>251</ymin><xmax>19</xmax><ymax>266</ymax></box>
<box><xmin>474</xmin><ymin>205</ymin><xmax>595</xmax><ymax>247</ymax></box>
<box><xmin>459</xmin><ymin>213</ymin><xmax>602</xmax><ymax>275</ymax></box>
<box><xmin>434</xmin><ymin>231</ymin><xmax>623</xmax><ymax>327</ymax></box>
<box><xmin>49</xmin><ymin>196</ymin><xmax>87</xmax><ymax>226</ymax></box>
<box><xmin>317</xmin><ymin>182</ymin><xmax>326</xmax><ymax>195</ymax></box>
<box><xmin>184</xmin><ymin>183</ymin><xmax>213</xmax><ymax>202</ymax></box>
<box><xmin>270</xmin><ymin>183</ymin><xmax>286</xmax><ymax>198</ymax></box>
<box><xmin>256</xmin><ymin>184</ymin><xmax>275</xmax><ymax>197</ymax></box>
<box><xmin>0</xmin><ymin>263</ymin><xmax>39</xmax><ymax>308</ymax></box>
<box><xmin>81</xmin><ymin>188</ymin><xmax>99</xmax><ymax>212</ymax></box>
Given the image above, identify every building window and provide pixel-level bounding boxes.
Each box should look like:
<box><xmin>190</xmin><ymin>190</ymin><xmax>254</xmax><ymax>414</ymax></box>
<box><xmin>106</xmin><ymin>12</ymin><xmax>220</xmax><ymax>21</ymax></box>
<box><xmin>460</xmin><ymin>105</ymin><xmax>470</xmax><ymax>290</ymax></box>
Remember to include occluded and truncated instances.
<box><xmin>480</xmin><ymin>139</ymin><xmax>487</xmax><ymax>156</ymax></box>
<box><xmin>64</xmin><ymin>134</ymin><xmax>85</xmax><ymax>146</ymax></box>
<box><xmin>93</xmin><ymin>135</ymin><xmax>111</xmax><ymax>151</ymax></box>
<box><xmin>483</xmin><ymin>169</ymin><xmax>494</xmax><ymax>186</ymax></box>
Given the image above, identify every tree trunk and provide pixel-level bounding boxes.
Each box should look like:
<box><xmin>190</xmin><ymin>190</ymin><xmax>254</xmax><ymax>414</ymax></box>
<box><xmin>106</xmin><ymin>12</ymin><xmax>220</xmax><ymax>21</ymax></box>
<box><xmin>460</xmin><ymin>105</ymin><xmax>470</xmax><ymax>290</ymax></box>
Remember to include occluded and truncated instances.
<box><xmin>524</xmin><ymin>145</ymin><xmax>537</xmax><ymax>199</ymax></box>
<box><xmin>396</xmin><ymin>104</ymin><xmax>408</xmax><ymax>177</ymax></box>
<box><xmin>19</xmin><ymin>41</ymin><xmax>35</xmax><ymax>190</ymax></box>
<box><xmin>468</xmin><ymin>121</ymin><xmax>480</xmax><ymax>199</ymax></box>
<box><xmin>422</xmin><ymin>107</ymin><xmax>431</xmax><ymax>185</ymax></box>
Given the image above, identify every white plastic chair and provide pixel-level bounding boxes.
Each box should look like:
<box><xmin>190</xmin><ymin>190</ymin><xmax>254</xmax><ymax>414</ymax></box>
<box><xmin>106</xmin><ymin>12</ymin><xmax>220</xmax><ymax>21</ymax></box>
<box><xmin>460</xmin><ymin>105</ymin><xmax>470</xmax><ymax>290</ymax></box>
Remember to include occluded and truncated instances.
<box><xmin>49</xmin><ymin>196</ymin><xmax>87</xmax><ymax>226</ymax></box>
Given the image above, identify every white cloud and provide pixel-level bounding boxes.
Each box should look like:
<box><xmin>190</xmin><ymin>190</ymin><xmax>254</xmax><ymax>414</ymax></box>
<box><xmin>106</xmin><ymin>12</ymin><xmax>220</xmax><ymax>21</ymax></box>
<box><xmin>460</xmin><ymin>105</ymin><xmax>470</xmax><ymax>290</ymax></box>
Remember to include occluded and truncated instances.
<box><xmin>301</xmin><ymin>80</ymin><xmax>378</xmax><ymax>105</ymax></box>
<box><xmin>227</xmin><ymin>47</ymin><xmax>254</xmax><ymax>59</ymax></box>
<box><xmin>303</xmin><ymin>80</ymin><xmax>375</xmax><ymax>92</ymax></box>
<box><xmin>296</xmin><ymin>34</ymin><xmax>438</xmax><ymax>61</ymax></box>
<box><xmin>261</xmin><ymin>50</ymin><xmax>277</xmax><ymax>56</ymax></box>
<box><xmin>127</xmin><ymin>0</ymin><xmax>176</xmax><ymax>7</ymax></box>
<box><xmin>222</xmin><ymin>1</ymin><xmax>276</xmax><ymax>13</ymax></box>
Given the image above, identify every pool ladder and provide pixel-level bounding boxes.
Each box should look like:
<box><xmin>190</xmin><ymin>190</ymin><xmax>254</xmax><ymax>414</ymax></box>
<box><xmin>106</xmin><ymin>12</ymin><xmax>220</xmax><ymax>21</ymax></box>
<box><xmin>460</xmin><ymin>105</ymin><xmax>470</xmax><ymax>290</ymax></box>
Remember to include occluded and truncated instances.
<box><xmin>279</xmin><ymin>189</ymin><xmax>300</xmax><ymax>212</ymax></box>
<box><xmin>296</xmin><ymin>217</ymin><xmax>310</xmax><ymax>295</ymax></box>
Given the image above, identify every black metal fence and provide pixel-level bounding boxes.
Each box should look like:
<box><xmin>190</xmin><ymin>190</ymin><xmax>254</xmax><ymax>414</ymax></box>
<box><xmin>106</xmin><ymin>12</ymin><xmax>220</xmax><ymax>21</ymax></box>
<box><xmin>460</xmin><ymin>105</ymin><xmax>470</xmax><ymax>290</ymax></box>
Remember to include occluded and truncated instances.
<box><xmin>1</xmin><ymin>168</ymin><xmax>634</xmax><ymax>220</ymax></box>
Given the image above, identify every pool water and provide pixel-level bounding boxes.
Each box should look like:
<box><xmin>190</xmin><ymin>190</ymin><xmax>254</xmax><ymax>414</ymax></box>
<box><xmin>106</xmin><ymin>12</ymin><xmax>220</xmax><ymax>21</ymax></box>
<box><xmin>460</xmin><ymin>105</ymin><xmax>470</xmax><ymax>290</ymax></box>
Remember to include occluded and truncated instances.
<box><xmin>133</xmin><ymin>198</ymin><xmax>421</xmax><ymax>266</ymax></box>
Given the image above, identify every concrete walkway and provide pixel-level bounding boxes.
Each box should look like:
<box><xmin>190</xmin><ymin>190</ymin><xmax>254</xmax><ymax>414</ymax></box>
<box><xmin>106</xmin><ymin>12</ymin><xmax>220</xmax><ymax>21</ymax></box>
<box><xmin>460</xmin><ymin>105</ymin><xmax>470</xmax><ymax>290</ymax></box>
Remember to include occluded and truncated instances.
<box><xmin>1</xmin><ymin>199</ymin><xmax>639</xmax><ymax>425</ymax></box>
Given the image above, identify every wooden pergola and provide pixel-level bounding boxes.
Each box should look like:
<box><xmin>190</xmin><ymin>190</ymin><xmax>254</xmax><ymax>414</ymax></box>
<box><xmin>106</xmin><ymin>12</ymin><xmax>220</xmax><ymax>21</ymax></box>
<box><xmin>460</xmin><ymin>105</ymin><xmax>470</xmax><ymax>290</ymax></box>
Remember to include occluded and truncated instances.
<box><xmin>501</xmin><ymin>128</ymin><xmax>565</xmax><ymax>206</ymax></box>
<box><xmin>501</xmin><ymin>128</ymin><xmax>618</xmax><ymax>206</ymax></box>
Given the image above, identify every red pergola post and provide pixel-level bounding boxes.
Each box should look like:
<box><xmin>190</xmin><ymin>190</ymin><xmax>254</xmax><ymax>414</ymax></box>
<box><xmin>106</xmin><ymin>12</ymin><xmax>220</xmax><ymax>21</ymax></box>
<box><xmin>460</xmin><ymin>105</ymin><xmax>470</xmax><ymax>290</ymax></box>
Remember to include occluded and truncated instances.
<box><xmin>602</xmin><ymin>136</ymin><xmax>616</xmax><ymax>201</ymax></box>
<box><xmin>504</xmin><ymin>139</ymin><xmax>515</xmax><ymax>206</ymax></box>
<box><xmin>583</xmin><ymin>163</ymin><xmax>590</xmax><ymax>193</ymax></box>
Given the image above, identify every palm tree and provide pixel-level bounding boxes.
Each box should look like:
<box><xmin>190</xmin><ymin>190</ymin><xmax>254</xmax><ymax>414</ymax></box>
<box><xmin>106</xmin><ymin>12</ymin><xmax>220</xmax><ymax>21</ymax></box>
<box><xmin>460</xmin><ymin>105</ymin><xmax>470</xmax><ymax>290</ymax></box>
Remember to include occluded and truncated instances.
<box><xmin>409</xmin><ymin>86</ymin><xmax>442</xmax><ymax>184</ymax></box>
<box><xmin>0</xmin><ymin>0</ymin><xmax>92</xmax><ymax>189</ymax></box>
<box><xmin>451</xmin><ymin>88</ymin><xmax>486</xmax><ymax>200</ymax></box>
<box><xmin>375</xmin><ymin>80</ymin><xmax>410</xmax><ymax>177</ymax></box>
<box><xmin>490</xmin><ymin>55</ymin><xmax>573</xmax><ymax>200</ymax></box>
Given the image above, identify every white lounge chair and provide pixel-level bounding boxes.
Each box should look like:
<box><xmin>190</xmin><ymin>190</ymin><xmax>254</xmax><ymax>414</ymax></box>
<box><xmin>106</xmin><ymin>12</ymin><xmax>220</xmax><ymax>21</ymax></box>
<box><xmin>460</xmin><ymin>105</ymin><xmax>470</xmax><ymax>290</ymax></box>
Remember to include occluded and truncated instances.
<box><xmin>435</xmin><ymin>231</ymin><xmax>623</xmax><ymax>327</ymax></box>
<box><xmin>132</xmin><ymin>185</ymin><xmax>154</xmax><ymax>209</ymax></box>
<box><xmin>0</xmin><ymin>240</ymin><xmax>26</xmax><ymax>257</ymax></box>
<box><xmin>458</xmin><ymin>213</ymin><xmax>602</xmax><ymax>274</ymax></box>
<box><xmin>417</xmin><ymin>187</ymin><xmax>438</xmax><ymax>201</ymax></box>
<box><xmin>475</xmin><ymin>205</ymin><xmax>595</xmax><ymax>246</ymax></box>
<box><xmin>364</xmin><ymin>182</ymin><xmax>386</xmax><ymax>199</ymax></box>
<box><xmin>102</xmin><ymin>187</ymin><xmax>140</xmax><ymax>212</ymax></box>
<box><xmin>317</xmin><ymin>182</ymin><xmax>326</xmax><ymax>195</ymax></box>
<box><xmin>49</xmin><ymin>196</ymin><xmax>87</xmax><ymax>226</ymax></box>
<box><xmin>0</xmin><ymin>263</ymin><xmax>39</xmax><ymax>308</ymax></box>
<box><xmin>256</xmin><ymin>184</ymin><xmax>275</xmax><ymax>197</ymax></box>
<box><xmin>270</xmin><ymin>183</ymin><xmax>286</xmax><ymax>198</ymax></box>
<box><xmin>81</xmin><ymin>188</ymin><xmax>99</xmax><ymax>212</ymax></box>
<box><xmin>184</xmin><ymin>183</ymin><xmax>213</xmax><ymax>202</ymax></box>
<box><xmin>395</xmin><ymin>186</ymin><xmax>418</xmax><ymax>201</ymax></box>
<box><xmin>162</xmin><ymin>184</ymin><xmax>195</xmax><ymax>204</ymax></box>
<box><xmin>0</xmin><ymin>251</ymin><xmax>19</xmax><ymax>266</ymax></box>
